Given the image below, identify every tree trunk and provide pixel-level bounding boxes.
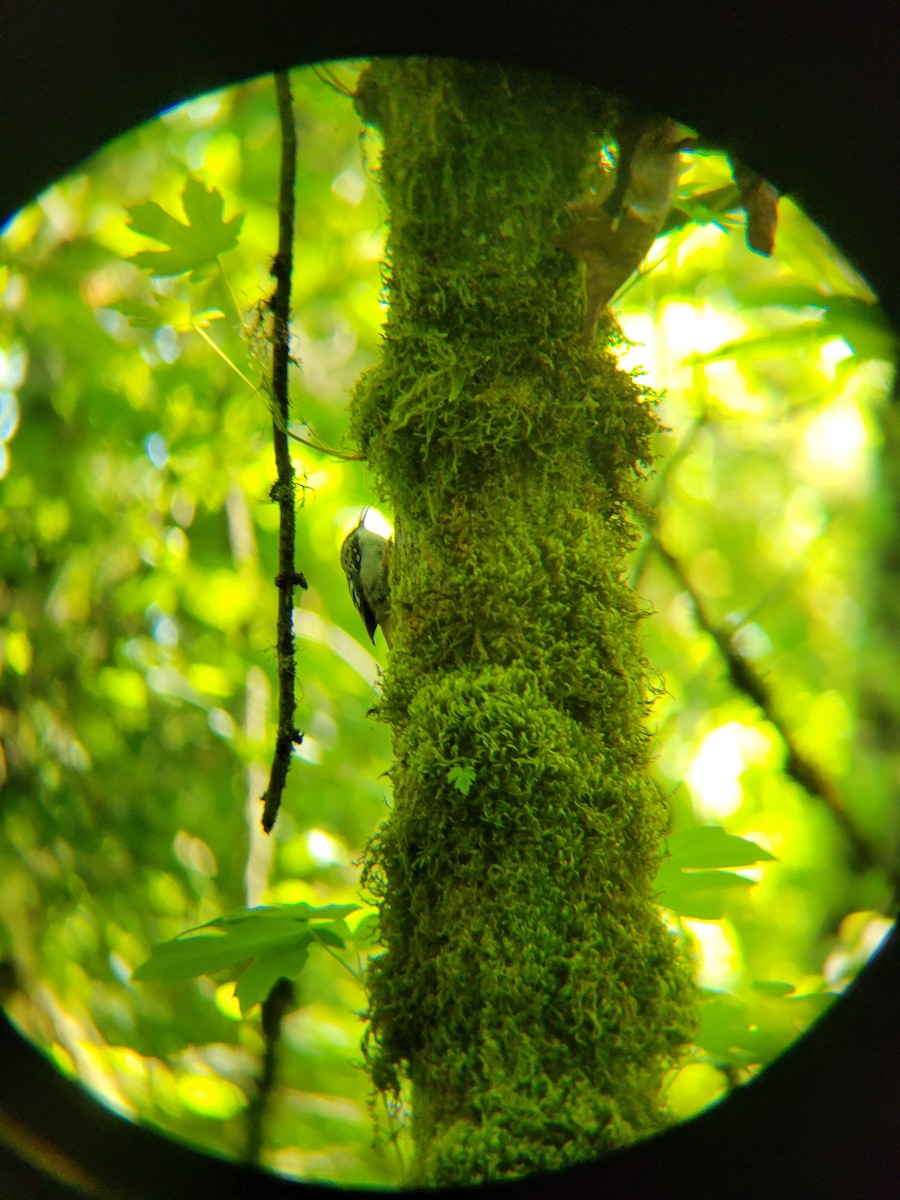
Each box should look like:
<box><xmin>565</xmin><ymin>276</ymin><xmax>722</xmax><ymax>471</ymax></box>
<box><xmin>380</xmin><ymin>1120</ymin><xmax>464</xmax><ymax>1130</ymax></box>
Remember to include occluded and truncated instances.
<box><xmin>351</xmin><ymin>58</ymin><xmax>697</xmax><ymax>1187</ymax></box>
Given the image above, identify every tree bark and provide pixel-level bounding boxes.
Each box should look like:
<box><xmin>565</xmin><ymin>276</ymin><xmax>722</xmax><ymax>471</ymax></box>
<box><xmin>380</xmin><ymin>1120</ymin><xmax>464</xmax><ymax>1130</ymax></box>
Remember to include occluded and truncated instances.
<box><xmin>351</xmin><ymin>58</ymin><xmax>698</xmax><ymax>1187</ymax></box>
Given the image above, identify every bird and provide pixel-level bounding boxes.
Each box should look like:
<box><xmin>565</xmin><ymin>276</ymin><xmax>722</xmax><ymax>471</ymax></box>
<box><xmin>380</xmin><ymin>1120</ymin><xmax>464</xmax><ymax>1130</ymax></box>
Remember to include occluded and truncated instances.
<box><xmin>340</xmin><ymin>509</ymin><xmax>393</xmax><ymax>648</ymax></box>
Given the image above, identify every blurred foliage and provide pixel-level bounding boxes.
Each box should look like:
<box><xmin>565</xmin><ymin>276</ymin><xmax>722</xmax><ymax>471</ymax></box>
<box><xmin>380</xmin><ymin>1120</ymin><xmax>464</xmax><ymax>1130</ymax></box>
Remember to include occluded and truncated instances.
<box><xmin>0</xmin><ymin>62</ymin><xmax>897</xmax><ymax>1186</ymax></box>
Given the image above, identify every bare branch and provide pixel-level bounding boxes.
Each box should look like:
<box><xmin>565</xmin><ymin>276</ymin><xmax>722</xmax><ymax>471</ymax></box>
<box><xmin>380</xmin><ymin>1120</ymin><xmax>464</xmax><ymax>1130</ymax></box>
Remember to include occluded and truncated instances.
<box><xmin>652</xmin><ymin>531</ymin><xmax>899</xmax><ymax>890</ymax></box>
<box><xmin>260</xmin><ymin>72</ymin><xmax>305</xmax><ymax>835</ymax></box>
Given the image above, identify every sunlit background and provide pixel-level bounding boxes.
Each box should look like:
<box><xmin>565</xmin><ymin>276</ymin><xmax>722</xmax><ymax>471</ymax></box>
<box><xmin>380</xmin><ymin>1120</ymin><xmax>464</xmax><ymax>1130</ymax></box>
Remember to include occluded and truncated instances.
<box><xmin>0</xmin><ymin>62</ymin><xmax>897</xmax><ymax>1185</ymax></box>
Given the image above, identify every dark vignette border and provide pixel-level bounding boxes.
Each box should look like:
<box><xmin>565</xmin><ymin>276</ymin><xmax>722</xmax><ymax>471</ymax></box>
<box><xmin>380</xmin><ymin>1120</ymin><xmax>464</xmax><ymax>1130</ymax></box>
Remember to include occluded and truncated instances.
<box><xmin>0</xmin><ymin>3</ymin><xmax>897</xmax><ymax>1197</ymax></box>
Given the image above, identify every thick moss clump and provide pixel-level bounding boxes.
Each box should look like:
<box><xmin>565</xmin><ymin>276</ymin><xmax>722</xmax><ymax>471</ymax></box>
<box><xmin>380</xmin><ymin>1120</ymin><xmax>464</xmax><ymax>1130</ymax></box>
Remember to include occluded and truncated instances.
<box><xmin>351</xmin><ymin>58</ymin><xmax>697</xmax><ymax>1187</ymax></box>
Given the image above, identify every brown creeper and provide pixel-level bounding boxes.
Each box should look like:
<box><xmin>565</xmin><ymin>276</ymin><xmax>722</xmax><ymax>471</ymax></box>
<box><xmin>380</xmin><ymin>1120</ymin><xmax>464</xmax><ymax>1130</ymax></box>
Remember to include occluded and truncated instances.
<box><xmin>340</xmin><ymin>509</ymin><xmax>393</xmax><ymax>648</ymax></box>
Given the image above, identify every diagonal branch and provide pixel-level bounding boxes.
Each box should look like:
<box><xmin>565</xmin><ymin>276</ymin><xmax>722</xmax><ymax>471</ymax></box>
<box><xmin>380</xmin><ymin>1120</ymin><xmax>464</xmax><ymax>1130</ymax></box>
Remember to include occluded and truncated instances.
<box><xmin>652</xmin><ymin>531</ymin><xmax>899</xmax><ymax>890</ymax></box>
<box><xmin>260</xmin><ymin>72</ymin><xmax>306</xmax><ymax>834</ymax></box>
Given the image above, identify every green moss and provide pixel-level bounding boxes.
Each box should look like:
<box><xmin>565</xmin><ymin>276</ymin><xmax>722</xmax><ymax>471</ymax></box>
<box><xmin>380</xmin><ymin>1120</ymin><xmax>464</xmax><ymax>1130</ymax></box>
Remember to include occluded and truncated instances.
<box><xmin>351</xmin><ymin>58</ymin><xmax>697</xmax><ymax>1186</ymax></box>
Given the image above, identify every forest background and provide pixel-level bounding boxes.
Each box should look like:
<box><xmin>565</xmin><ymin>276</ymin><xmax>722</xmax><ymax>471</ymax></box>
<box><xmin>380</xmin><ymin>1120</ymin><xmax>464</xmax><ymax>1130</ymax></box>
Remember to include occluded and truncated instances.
<box><xmin>0</xmin><ymin>63</ymin><xmax>897</xmax><ymax>1187</ymax></box>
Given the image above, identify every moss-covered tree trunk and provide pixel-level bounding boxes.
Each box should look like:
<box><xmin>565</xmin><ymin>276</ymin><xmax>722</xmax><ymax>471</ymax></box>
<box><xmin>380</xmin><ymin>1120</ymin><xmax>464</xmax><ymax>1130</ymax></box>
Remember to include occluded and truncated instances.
<box><xmin>351</xmin><ymin>59</ymin><xmax>697</xmax><ymax>1187</ymax></box>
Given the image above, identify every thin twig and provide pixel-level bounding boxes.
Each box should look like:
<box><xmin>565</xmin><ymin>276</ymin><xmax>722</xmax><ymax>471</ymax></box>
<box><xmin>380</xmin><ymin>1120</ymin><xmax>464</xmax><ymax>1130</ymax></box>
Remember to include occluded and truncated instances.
<box><xmin>244</xmin><ymin>977</ymin><xmax>296</xmax><ymax>1165</ymax></box>
<box><xmin>286</xmin><ymin>426</ymin><xmax>365</xmax><ymax>460</ymax></box>
<box><xmin>652</xmin><ymin>531</ymin><xmax>900</xmax><ymax>890</ymax></box>
<box><xmin>260</xmin><ymin>72</ymin><xmax>305</xmax><ymax>834</ymax></box>
<box><xmin>381</xmin><ymin>1090</ymin><xmax>407</xmax><ymax>1175</ymax></box>
<box><xmin>191</xmin><ymin>322</ymin><xmax>262</xmax><ymax>392</ymax></box>
<box><xmin>192</xmin><ymin>323</ymin><xmax>362</xmax><ymax>461</ymax></box>
<box><xmin>312</xmin><ymin>63</ymin><xmax>357</xmax><ymax>99</ymax></box>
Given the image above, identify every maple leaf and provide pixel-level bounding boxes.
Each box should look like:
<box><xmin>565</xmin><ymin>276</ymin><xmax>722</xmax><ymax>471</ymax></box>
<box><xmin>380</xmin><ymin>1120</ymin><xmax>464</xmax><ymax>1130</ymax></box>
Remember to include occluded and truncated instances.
<box><xmin>127</xmin><ymin>177</ymin><xmax>244</xmax><ymax>279</ymax></box>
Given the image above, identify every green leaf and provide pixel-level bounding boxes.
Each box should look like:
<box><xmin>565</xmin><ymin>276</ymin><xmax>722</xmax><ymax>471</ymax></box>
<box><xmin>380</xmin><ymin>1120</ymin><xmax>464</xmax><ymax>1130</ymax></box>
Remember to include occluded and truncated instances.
<box><xmin>351</xmin><ymin>913</ymin><xmax>381</xmax><ymax>944</ymax></box>
<box><xmin>108</xmin><ymin>295</ymin><xmax>223</xmax><ymax>332</ymax></box>
<box><xmin>133</xmin><ymin>928</ymin><xmax>236</xmax><ymax>984</ymax></box>
<box><xmin>234</xmin><ymin>942</ymin><xmax>310</xmax><ymax>1015</ymax></box>
<box><xmin>448</xmin><ymin>764</ymin><xmax>476</xmax><ymax>796</ymax></box>
<box><xmin>695</xmin><ymin>990</ymin><xmax>758</xmax><ymax>1066</ymax></box>
<box><xmin>221</xmin><ymin>902</ymin><xmax>358</xmax><ymax>922</ymax></box>
<box><xmin>656</xmin><ymin>868</ymin><xmax>756</xmax><ymax>920</ymax></box>
<box><xmin>663</xmin><ymin>826</ymin><xmax>776</xmax><ymax>870</ymax></box>
<box><xmin>311</xmin><ymin>924</ymin><xmax>349</xmax><ymax>950</ymax></box>
<box><xmin>750</xmin><ymin>979</ymin><xmax>796</xmax><ymax>997</ymax></box>
<box><xmin>132</xmin><ymin>920</ymin><xmax>292</xmax><ymax>984</ymax></box>
<box><xmin>684</xmin><ymin>325</ymin><xmax>825</xmax><ymax>365</ymax></box>
<box><xmin>685</xmin><ymin>290</ymin><xmax>897</xmax><ymax>368</ymax></box>
<box><xmin>127</xmin><ymin>177</ymin><xmax>244</xmax><ymax>278</ymax></box>
<box><xmin>697</xmin><ymin>986</ymin><xmax>837</xmax><ymax>1069</ymax></box>
<box><xmin>821</xmin><ymin>299</ymin><xmax>898</xmax><ymax>361</ymax></box>
<box><xmin>731</xmin><ymin>281</ymin><xmax>834</xmax><ymax>310</ymax></box>
<box><xmin>656</xmin><ymin>828</ymin><xmax>773</xmax><ymax>917</ymax></box>
<box><xmin>784</xmin><ymin>992</ymin><xmax>836</xmax><ymax>1018</ymax></box>
<box><xmin>133</xmin><ymin>903</ymin><xmax>359</xmax><ymax>1002</ymax></box>
<box><xmin>107</xmin><ymin>299</ymin><xmax>171</xmax><ymax>329</ymax></box>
